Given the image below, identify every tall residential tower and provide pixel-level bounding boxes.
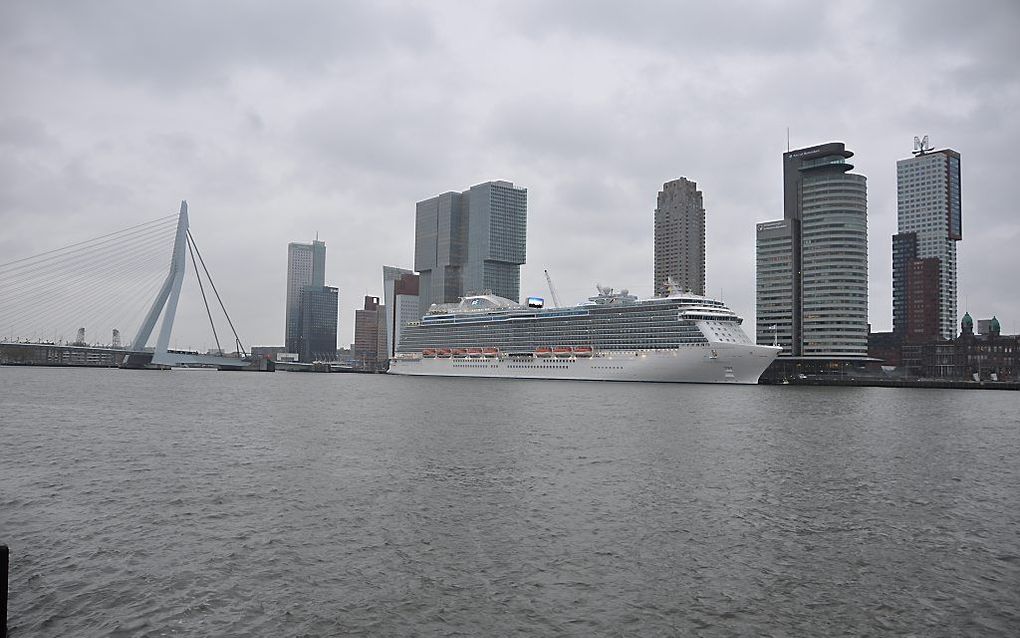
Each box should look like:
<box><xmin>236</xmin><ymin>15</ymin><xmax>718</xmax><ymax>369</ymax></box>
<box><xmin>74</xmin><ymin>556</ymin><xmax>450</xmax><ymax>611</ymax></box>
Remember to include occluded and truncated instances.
<box><xmin>756</xmin><ymin>142</ymin><xmax>868</xmax><ymax>357</ymax></box>
<box><xmin>653</xmin><ymin>177</ymin><xmax>705</xmax><ymax>296</ymax></box>
<box><xmin>893</xmin><ymin>140</ymin><xmax>961</xmax><ymax>341</ymax></box>
<box><xmin>285</xmin><ymin>239</ymin><xmax>337</xmax><ymax>361</ymax></box>
<box><xmin>414</xmin><ymin>180</ymin><xmax>527</xmax><ymax>315</ymax></box>
<box><xmin>285</xmin><ymin>240</ymin><xmax>325</xmax><ymax>354</ymax></box>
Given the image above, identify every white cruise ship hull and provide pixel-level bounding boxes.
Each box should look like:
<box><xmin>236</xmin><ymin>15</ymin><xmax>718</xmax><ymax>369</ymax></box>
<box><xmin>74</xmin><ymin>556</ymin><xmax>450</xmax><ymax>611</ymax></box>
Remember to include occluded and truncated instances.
<box><xmin>388</xmin><ymin>343</ymin><xmax>780</xmax><ymax>384</ymax></box>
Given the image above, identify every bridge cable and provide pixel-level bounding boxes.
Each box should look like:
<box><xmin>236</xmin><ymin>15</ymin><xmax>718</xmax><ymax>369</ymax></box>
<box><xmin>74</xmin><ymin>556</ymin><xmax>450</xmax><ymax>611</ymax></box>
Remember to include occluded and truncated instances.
<box><xmin>186</xmin><ymin>234</ymin><xmax>223</xmax><ymax>355</ymax></box>
<box><xmin>0</xmin><ymin>237</ymin><xmax>172</xmax><ymax>335</ymax></box>
<box><xmin>185</xmin><ymin>229</ymin><xmax>247</xmax><ymax>357</ymax></box>
<box><xmin>0</xmin><ymin>215</ymin><xmax>176</xmax><ymax>273</ymax></box>
<box><xmin>0</xmin><ymin>216</ymin><xmax>175</xmax><ymax>344</ymax></box>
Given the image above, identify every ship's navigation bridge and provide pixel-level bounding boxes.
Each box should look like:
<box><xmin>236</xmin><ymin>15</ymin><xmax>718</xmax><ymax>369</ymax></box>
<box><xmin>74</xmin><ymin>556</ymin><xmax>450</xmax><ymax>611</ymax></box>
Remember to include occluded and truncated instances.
<box><xmin>0</xmin><ymin>201</ymin><xmax>250</xmax><ymax>369</ymax></box>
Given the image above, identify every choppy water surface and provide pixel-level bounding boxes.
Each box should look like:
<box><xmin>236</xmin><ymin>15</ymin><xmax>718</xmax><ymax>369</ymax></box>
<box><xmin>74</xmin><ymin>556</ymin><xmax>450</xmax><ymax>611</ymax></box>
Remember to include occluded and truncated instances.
<box><xmin>1</xmin><ymin>367</ymin><xmax>1018</xmax><ymax>636</ymax></box>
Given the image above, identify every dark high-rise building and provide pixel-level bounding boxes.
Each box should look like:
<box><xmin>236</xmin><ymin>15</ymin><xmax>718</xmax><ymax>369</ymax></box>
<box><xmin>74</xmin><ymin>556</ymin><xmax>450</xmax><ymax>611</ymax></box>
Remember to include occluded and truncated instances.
<box><xmin>414</xmin><ymin>192</ymin><xmax>464</xmax><ymax>315</ymax></box>
<box><xmin>653</xmin><ymin>177</ymin><xmax>705</xmax><ymax>296</ymax></box>
<box><xmin>285</xmin><ymin>238</ymin><xmax>337</xmax><ymax>361</ymax></box>
<box><xmin>415</xmin><ymin>180</ymin><xmax>527</xmax><ymax>315</ymax></box>
<box><xmin>756</xmin><ymin>142</ymin><xmax>868</xmax><ymax>357</ymax></box>
<box><xmin>298</xmin><ymin>285</ymin><xmax>339</xmax><ymax>362</ymax></box>
<box><xmin>905</xmin><ymin>258</ymin><xmax>940</xmax><ymax>343</ymax></box>
<box><xmin>353</xmin><ymin>295</ymin><xmax>387</xmax><ymax>370</ymax></box>
<box><xmin>892</xmin><ymin>232</ymin><xmax>918</xmax><ymax>336</ymax></box>
<box><xmin>285</xmin><ymin>239</ymin><xmax>326</xmax><ymax>354</ymax></box>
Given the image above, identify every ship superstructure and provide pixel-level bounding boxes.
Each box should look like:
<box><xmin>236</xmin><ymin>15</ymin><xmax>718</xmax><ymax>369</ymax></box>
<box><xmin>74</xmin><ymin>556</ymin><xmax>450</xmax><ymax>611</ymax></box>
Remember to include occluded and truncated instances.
<box><xmin>389</xmin><ymin>282</ymin><xmax>780</xmax><ymax>383</ymax></box>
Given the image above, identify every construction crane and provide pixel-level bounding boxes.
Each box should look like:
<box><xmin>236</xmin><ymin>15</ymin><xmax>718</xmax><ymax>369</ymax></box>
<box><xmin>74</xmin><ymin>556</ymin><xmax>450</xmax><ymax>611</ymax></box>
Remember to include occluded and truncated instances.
<box><xmin>543</xmin><ymin>269</ymin><xmax>561</xmax><ymax>308</ymax></box>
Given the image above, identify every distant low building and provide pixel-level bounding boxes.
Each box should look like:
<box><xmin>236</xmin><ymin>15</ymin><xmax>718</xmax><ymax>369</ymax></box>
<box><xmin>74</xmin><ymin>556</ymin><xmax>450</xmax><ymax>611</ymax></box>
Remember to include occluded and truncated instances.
<box><xmin>897</xmin><ymin>314</ymin><xmax>1017</xmax><ymax>380</ymax></box>
<box><xmin>0</xmin><ymin>342</ymin><xmax>126</xmax><ymax>367</ymax></box>
<box><xmin>251</xmin><ymin>345</ymin><xmax>287</xmax><ymax>360</ymax></box>
<box><xmin>867</xmin><ymin>330</ymin><xmax>903</xmax><ymax>367</ymax></box>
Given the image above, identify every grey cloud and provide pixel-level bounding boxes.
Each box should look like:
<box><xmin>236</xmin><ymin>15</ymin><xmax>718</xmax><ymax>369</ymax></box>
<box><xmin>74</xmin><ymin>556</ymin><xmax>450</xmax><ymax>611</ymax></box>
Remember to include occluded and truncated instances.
<box><xmin>0</xmin><ymin>115</ymin><xmax>58</xmax><ymax>149</ymax></box>
<box><xmin>1</xmin><ymin>1</ymin><xmax>1017</xmax><ymax>347</ymax></box>
<box><xmin>513</xmin><ymin>0</ymin><xmax>829</xmax><ymax>54</ymax></box>
<box><xmin>1</xmin><ymin>1</ymin><xmax>438</xmax><ymax>88</ymax></box>
<box><xmin>487</xmin><ymin>96</ymin><xmax>620</xmax><ymax>162</ymax></box>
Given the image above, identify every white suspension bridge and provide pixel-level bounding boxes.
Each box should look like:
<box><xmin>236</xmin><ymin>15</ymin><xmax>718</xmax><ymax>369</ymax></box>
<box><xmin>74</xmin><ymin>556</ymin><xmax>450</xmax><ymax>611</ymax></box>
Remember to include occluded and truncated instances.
<box><xmin>0</xmin><ymin>202</ymin><xmax>252</xmax><ymax>369</ymax></box>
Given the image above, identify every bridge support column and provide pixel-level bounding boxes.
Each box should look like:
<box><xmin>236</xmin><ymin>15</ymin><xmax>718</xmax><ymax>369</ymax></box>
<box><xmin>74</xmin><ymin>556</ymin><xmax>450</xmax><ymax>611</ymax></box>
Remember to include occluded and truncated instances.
<box><xmin>129</xmin><ymin>201</ymin><xmax>188</xmax><ymax>364</ymax></box>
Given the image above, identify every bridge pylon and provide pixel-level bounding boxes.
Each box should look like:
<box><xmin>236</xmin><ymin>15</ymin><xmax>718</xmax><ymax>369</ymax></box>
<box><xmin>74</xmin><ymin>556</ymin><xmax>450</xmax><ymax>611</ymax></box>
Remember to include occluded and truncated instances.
<box><xmin>124</xmin><ymin>201</ymin><xmax>248</xmax><ymax>369</ymax></box>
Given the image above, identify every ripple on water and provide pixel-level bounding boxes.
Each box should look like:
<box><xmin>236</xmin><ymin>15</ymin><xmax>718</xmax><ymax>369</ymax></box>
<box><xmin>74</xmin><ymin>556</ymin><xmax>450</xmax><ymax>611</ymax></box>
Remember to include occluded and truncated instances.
<box><xmin>1</xmin><ymin>368</ymin><xmax>1019</xmax><ymax>636</ymax></box>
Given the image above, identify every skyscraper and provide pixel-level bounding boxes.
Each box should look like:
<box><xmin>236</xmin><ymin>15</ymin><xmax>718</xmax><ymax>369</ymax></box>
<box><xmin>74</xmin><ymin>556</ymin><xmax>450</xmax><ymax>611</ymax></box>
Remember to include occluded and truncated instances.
<box><xmin>756</xmin><ymin>219</ymin><xmax>797</xmax><ymax>351</ymax></box>
<box><xmin>392</xmin><ymin>274</ymin><xmax>419</xmax><ymax>358</ymax></box>
<box><xmin>383</xmin><ymin>265</ymin><xmax>414</xmax><ymax>359</ymax></box>
<box><xmin>893</xmin><ymin>141</ymin><xmax>961</xmax><ymax>341</ymax></box>
<box><xmin>382</xmin><ymin>267</ymin><xmax>420</xmax><ymax>358</ymax></box>
<box><xmin>298</xmin><ymin>285</ymin><xmax>339</xmax><ymax>362</ymax></box>
<box><xmin>285</xmin><ymin>239</ymin><xmax>325</xmax><ymax>354</ymax></box>
<box><xmin>414</xmin><ymin>191</ymin><xmax>464</xmax><ymax>315</ymax></box>
<box><xmin>653</xmin><ymin>177</ymin><xmax>705</xmax><ymax>296</ymax></box>
<box><xmin>414</xmin><ymin>180</ymin><xmax>527</xmax><ymax>315</ymax></box>
<box><xmin>892</xmin><ymin>232</ymin><xmax>941</xmax><ymax>343</ymax></box>
<box><xmin>756</xmin><ymin>142</ymin><xmax>868</xmax><ymax>357</ymax></box>
<box><xmin>285</xmin><ymin>238</ymin><xmax>337</xmax><ymax>361</ymax></box>
<box><xmin>353</xmin><ymin>295</ymin><xmax>387</xmax><ymax>370</ymax></box>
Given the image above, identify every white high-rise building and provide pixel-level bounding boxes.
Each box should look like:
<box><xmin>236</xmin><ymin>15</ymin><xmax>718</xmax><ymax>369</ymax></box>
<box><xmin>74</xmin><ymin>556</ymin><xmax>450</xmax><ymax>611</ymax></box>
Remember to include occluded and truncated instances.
<box><xmin>895</xmin><ymin>142</ymin><xmax>962</xmax><ymax>340</ymax></box>
<box><xmin>756</xmin><ymin>142</ymin><xmax>868</xmax><ymax>357</ymax></box>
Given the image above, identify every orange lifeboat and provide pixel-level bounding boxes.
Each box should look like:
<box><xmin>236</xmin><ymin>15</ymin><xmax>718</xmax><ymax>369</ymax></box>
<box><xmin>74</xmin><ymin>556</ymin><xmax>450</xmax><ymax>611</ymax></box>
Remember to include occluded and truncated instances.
<box><xmin>466</xmin><ymin>348</ymin><xmax>483</xmax><ymax>357</ymax></box>
<box><xmin>481</xmin><ymin>347</ymin><xmax>499</xmax><ymax>358</ymax></box>
<box><xmin>573</xmin><ymin>346</ymin><xmax>593</xmax><ymax>357</ymax></box>
<box><xmin>553</xmin><ymin>346</ymin><xmax>573</xmax><ymax>357</ymax></box>
<box><xmin>422</xmin><ymin>348</ymin><xmax>437</xmax><ymax>358</ymax></box>
<box><xmin>535</xmin><ymin>346</ymin><xmax>553</xmax><ymax>358</ymax></box>
<box><xmin>451</xmin><ymin>348</ymin><xmax>467</xmax><ymax>358</ymax></box>
<box><xmin>437</xmin><ymin>348</ymin><xmax>452</xmax><ymax>358</ymax></box>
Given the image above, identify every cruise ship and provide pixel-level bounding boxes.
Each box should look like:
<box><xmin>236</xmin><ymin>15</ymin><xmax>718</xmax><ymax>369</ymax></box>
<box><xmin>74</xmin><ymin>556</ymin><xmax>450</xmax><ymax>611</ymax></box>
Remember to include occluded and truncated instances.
<box><xmin>389</xmin><ymin>281</ymin><xmax>780</xmax><ymax>383</ymax></box>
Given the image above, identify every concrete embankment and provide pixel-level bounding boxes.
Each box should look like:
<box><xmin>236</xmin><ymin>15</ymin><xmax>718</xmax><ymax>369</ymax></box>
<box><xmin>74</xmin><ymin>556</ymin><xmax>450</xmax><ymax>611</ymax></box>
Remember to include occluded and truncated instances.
<box><xmin>761</xmin><ymin>377</ymin><xmax>1019</xmax><ymax>390</ymax></box>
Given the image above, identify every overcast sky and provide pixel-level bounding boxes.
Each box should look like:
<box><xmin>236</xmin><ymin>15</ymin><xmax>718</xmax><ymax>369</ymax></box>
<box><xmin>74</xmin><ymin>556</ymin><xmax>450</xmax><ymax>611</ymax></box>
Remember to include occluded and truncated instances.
<box><xmin>2</xmin><ymin>0</ymin><xmax>1018</xmax><ymax>350</ymax></box>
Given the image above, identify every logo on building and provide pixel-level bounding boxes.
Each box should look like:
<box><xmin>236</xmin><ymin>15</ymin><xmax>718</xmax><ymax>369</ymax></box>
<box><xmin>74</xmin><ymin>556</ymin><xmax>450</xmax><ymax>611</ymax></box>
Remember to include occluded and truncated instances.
<box><xmin>913</xmin><ymin>135</ymin><xmax>932</xmax><ymax>156</ymax></box>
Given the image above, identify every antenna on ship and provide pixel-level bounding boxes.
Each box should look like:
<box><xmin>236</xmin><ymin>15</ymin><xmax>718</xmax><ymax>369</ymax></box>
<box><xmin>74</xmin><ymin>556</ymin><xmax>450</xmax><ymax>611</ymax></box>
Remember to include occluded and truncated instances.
<box><xmin>544</xmin><ymin>269</ymin><xmax>562</xmax><ymax>308</ymax></box>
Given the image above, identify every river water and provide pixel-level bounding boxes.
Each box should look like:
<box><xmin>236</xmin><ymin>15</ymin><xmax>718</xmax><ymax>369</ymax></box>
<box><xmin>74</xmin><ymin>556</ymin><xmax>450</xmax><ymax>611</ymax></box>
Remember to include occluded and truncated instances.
<box><xmin>1</xmin><ymin>367</ymin><xmax>1018</xmax><ymax>636</ymax></box>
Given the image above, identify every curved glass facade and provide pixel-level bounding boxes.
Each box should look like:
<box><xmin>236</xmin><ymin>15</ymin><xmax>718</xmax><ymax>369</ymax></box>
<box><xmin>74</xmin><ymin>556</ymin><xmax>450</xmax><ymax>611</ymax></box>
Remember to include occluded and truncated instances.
<box><xmin>756</xmin><ymin>142</ymin><xmax>869</xmax><ymax>358</ymax></box>
<box><xmin>800</xmin><ymin>173</ymin><xmax>868</xmax><ymax>356</ymax></box>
